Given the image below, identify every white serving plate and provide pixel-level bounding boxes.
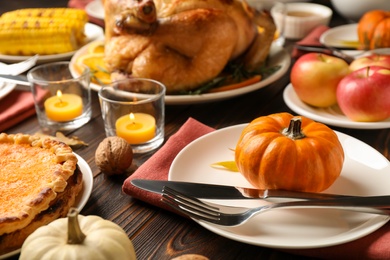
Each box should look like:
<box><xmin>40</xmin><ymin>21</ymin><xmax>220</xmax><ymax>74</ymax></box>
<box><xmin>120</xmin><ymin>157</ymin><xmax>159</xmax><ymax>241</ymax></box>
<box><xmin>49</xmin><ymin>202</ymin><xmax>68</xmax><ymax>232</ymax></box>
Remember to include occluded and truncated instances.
<box><xmin>283</xmin><ymin>84</ymin><xmax>390</xmax><ymax>129</ymax></box>
<box><xmin>70</xmin><ymin>41</ymin><xmax>291</xmax><ymax>105</ymax></box>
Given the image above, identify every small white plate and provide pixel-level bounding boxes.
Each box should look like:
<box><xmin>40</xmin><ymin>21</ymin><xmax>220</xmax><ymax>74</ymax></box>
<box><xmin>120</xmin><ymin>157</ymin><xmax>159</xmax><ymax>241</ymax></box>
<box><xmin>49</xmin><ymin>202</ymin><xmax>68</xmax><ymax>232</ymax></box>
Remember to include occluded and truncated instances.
<box><xmin>283</xmin><ymin>83</ymin><xmax>390</xmax><ymax>129</ymax></box>
<box><xmin>169</xmin><ymin>124</ymin><xmax>390</xmax><ymax>249</ymax></box>
<box><xmin>86</xmin><ymin>0</ymin><xmax>104</xmax><ymax>20</ymax></box>
<box><xmin>70</xmin><ymin>41</ymin><xmax>291</xmax><ymax>105</ymax></box>
<box><xmin>0</xmin><ymin>153</ymin><xmax>93</xmax><ymax>259</ymax></box>
<box><xmin>320</xmin><ymin>24</ymin><xmax>359</xmax><ymax>48</ymax></box>
<box><xmin>0</xmin><ymin>23</ymin><xmax>104</xmax><ymax>64</ymax></box>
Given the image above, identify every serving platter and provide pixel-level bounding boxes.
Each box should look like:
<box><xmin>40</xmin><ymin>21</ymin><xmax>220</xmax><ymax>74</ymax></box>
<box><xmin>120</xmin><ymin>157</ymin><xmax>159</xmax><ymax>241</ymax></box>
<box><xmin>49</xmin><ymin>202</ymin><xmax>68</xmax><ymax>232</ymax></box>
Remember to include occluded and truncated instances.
<box><xmin>169</xmin><ymin>124</ymin><xmax>390</xmax><ymax>249</ymax></box>
<box><xmin>0</xmin><ymin>23</ymin><xmax>104</xmax><ymax>64</ymax></box>
<box><xmin>70</xmin><ymin>40</ymin><xmax>290</xmax><ymax>105</ymax></box>
<box><xmin>283</xmin><ymin>83</ymin><xmax>390</xmax><ymax>129</ymax></box>
<box><xmin>0</xmin><ymin>153</ymin><xmax>93</xmax><ymax>259</ymax></box>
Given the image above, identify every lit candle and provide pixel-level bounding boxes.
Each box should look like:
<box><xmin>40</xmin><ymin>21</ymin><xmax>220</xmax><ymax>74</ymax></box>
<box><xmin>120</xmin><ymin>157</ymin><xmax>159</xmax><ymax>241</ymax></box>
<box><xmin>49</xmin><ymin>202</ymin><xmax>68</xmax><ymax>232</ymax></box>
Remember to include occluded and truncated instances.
<box><xmin>115</xmin><ymin>113</ymin><xmax>156</xmax><ymax>144</ymax></box>
<box><xmin>44</xmin><ymin>90</ymin><xmax>83</xmax><ymax>122</ymax></box>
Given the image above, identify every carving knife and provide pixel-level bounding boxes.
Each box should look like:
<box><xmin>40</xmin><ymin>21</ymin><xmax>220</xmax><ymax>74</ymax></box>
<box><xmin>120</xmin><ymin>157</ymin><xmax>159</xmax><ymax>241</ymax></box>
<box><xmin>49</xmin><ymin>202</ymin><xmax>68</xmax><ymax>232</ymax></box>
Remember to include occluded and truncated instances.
<box><xmin>131</xmin><ymin>179</ymin><xmax>353</xmax><ymax>200</ymax></box>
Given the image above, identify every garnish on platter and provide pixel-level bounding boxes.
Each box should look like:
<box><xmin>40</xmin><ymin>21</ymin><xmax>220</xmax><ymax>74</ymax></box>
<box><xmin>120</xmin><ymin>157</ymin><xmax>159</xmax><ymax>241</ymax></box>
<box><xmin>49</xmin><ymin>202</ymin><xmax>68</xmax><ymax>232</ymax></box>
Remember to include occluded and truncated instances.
<box><xmin>74</xmin><ymin>41</ymin><xmax>110</xmax><ymax>85</ymax></box>
<box><xmin>74</xmin><ymin>41</ymin><xmax>281</xmax><ymax>94</ymax></box>
<box><xmin>211</xmin><ymin>160</ymin><xmax>239</xmax><ymax>172</ymax></box>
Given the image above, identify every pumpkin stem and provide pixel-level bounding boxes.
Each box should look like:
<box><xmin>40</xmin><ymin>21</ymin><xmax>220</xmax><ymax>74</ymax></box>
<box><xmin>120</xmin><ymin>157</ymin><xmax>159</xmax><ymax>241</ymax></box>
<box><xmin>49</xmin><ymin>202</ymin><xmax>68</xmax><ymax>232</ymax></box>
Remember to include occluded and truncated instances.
<box><xmin>67</xmin><ymin>207</ymin><xmax>86</xmax><ymax>244</ymax></box>
<box><xmin>282</xmin><ymin>117</ymin><xmax>305</xmax><ymax>140</ymax></box>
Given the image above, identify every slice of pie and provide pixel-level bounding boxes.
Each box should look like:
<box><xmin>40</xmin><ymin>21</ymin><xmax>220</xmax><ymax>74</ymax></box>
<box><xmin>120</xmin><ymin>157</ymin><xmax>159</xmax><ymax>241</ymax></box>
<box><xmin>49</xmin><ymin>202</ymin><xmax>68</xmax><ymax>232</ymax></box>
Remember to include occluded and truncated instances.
<box><xmin>0</xmin><ymin>133</ymin><xmax>83</xmax><ymax>255</ymax></box>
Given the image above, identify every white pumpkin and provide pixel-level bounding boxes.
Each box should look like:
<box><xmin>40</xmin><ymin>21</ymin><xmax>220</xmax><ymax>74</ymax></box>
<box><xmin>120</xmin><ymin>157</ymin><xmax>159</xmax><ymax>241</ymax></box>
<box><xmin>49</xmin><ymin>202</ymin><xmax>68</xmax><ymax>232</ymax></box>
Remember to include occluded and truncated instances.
<box><xmin>20</xmin><ymin>208</ymin><xmax>136</xmax><ymax>260</ymax></box>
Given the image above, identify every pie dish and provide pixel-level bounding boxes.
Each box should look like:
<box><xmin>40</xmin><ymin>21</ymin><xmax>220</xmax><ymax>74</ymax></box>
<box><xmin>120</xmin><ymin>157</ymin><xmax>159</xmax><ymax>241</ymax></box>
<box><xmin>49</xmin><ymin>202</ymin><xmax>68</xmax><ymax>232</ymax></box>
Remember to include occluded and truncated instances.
<box><xmin>0</xmin><ymin>133</ymin><xmax>83</xmax><ymax>254</ymax></box>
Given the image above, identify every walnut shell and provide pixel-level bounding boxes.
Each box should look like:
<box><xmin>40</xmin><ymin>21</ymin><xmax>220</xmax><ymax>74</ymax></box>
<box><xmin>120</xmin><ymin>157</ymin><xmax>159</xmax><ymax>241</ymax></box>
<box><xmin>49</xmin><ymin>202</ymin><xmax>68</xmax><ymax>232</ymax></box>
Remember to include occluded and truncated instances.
<box><xmin>95</xmin><ymin>136</ymin><xmax>133</xmax><ymax>175</ymax></box>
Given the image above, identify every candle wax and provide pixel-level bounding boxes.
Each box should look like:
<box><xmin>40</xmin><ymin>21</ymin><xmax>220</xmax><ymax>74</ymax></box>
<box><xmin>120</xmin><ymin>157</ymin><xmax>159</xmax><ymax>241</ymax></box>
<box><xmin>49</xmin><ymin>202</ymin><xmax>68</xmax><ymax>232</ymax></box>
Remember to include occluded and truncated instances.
<box><xmin>44</xmin><ymin>94</ymin><xmax>83</xmax><ymax>122</ymax></box>
<box><xmin>116</xmin><ymin>113</ymin><xmax>156</xmax><ymax>144</ymax></box>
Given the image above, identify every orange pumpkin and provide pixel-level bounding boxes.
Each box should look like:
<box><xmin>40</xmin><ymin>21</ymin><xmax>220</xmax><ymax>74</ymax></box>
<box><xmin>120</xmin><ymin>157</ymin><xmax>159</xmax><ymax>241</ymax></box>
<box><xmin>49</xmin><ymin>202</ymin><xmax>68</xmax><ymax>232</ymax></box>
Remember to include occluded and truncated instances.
<box><xmin>358</xmin><ymin>10</ymin><xmax>390</xmax><ymax>50</ymax></box>
<box><xmin>235</xmin><ymin>113</ymin><xmax>344</xmax><ymax>192</ymax></box>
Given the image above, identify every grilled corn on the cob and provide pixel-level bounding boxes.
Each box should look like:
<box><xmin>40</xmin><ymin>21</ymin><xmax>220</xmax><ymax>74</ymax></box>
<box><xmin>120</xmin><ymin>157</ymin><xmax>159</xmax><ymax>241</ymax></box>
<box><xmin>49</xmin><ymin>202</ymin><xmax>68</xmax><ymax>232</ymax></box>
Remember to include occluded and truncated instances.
<box><xmin>0</xmin><ymin>8</ymin><xmax>88</xmax><ymax>55</ymax></box>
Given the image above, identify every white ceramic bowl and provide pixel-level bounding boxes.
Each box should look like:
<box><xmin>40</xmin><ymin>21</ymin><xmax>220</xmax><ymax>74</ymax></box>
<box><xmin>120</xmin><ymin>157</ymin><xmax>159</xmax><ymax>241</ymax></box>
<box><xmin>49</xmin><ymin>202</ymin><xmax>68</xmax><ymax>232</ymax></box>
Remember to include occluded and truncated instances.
<box><xmin>283</xmin><ymin>3</ymin><xmax>332</xmax><ymax>40</ymax></box>
<box><xmin>330</xmin><ymin>0</ymin><xmax>390</xmax><ymax>22</ymax></box>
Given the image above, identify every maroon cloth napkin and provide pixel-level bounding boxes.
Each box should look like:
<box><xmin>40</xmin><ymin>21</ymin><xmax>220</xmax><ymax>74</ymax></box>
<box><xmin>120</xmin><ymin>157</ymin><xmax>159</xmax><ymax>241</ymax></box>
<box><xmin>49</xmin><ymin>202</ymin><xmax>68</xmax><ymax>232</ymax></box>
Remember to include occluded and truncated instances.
<box><xmin>291</xmin><ymin>25</ymin><xmax>329</xmax><ymax>59</ymax></box>
<box><xmin>68</xmin><ymin>0</ymin><xmax>105</xmax><ymax>27</ymax></box>
<box><xmin>122</xmin><ymin>117</ymin><xmax>214</xmax><ymax>212</ymax></box>
<box><xmin>0</xmin><ymin>91</ymin><xmax>37</xmax><ymax>132</ymax></box>
<box><xmin>122</xmin><ymin>117</ymin><xmax>390</xmax><ymax>259</ymax></box>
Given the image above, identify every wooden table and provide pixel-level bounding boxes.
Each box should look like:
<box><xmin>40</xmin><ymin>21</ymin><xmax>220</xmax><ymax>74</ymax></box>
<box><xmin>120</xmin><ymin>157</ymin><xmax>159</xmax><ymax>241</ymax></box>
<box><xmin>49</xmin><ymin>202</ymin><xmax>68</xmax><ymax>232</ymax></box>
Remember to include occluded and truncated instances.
<box><xmin>3</xmin><ymin>1</ymin><xmax>389</xmax><ymax>259</ymax></box>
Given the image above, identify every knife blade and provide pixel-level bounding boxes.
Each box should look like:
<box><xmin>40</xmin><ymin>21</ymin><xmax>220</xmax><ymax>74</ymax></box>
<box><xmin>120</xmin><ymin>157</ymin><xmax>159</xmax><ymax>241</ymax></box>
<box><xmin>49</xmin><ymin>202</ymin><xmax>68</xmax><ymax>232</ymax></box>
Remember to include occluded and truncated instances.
<box><xmin>131</xmin><ymin>179</ymin><xmax>352</xmax><ymax>200</ymax></box>
<box><xmin>295</xmin><ymin>45</ymin><xmax>355</xmax><ymax>64</ymax></box>
<box><xmin>0</xmin><ymin>74</ymin><xmax>30</xmax><ymax>86</ymax></box>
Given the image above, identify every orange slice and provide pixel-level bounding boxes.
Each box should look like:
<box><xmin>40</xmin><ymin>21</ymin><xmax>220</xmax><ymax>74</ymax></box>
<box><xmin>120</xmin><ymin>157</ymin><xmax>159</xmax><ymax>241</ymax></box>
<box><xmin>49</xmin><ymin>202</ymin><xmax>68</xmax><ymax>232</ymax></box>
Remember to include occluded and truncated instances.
<box><xmin>75</xmin><ymin>52</ymin><xmax>111</xmax><ymax>85</ymax></box>
<box><xmin>87</xmin><ymin>41</ymin><xmax>105</xmax><ymax>54</ymax></box>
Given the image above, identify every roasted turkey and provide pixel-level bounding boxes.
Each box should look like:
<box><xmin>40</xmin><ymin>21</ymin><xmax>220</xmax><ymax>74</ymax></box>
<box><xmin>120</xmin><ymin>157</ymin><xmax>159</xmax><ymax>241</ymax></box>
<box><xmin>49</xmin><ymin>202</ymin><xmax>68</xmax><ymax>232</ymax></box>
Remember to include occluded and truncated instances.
<box><xmin>103</xmin><ymin>0</ymin><xmax>276</xmax><ymax>93</ymax></box>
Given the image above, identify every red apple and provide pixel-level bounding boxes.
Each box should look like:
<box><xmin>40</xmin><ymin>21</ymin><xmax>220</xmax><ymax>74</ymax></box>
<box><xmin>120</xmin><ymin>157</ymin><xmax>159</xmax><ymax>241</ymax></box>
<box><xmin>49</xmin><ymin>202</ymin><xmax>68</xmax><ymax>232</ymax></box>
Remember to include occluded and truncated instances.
<box><xmin>291</xmin><ymin>53</ymin><xmax>350</xmax><ymax>108</ymax></box>
<box><xmin>337</xmin><ymin>66</ymin><xmax>390</xmax><ymax>122</ymax></box>
<box><xmin>350</xmin><ymin>54</ymin><xmax>390</xmax><ymax>71</ymax></box>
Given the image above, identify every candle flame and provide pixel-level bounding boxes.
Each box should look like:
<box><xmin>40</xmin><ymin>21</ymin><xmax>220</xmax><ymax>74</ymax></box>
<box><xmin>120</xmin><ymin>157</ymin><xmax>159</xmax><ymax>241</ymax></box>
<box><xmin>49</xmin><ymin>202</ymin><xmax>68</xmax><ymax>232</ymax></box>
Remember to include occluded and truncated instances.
<box><xmin>56</xmin><ymin>90</ymin><xmax>63</xmax><ymax>103</ymax></box>
<box><xmin>129</xmin><ymin>113</ymin><xmax>135</xmax><ymax>124</ymax></box>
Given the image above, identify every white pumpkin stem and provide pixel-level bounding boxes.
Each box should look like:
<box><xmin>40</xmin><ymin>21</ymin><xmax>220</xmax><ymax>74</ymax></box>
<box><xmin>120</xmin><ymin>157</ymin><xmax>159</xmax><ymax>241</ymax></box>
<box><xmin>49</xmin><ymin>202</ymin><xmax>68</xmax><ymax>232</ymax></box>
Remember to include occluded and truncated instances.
<box><xmin>67</xmin><ymin>207</ymin><xmax>86</xmax><ymax>244</ymax></box>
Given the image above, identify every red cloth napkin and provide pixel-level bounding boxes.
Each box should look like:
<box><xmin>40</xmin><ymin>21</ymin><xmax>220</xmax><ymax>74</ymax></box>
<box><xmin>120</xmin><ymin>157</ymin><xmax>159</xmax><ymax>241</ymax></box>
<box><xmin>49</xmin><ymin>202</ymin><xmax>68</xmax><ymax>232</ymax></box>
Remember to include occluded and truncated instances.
<box><xmin>123</xmin><ymin>117</ymin><xmax>390</xmax><ymax>259</ymax></box>
<box><xmin>291</xmin><ymin>25</ymin><xmax>329</xmax><ymax>59</ymax></box>
<box><xmin>0</xmin><ymin>91</ymin><xmax>37</xmax><ymax>132</ymax></box>
<box><xmin>122</xmin><ymin>117</ymin><xmax>214</xmax><ymax>212</ymax></box>
<box><xmin>68</xmin><ymin>0</ymin><xmax>105</xmax><ymax>27</ymax></box>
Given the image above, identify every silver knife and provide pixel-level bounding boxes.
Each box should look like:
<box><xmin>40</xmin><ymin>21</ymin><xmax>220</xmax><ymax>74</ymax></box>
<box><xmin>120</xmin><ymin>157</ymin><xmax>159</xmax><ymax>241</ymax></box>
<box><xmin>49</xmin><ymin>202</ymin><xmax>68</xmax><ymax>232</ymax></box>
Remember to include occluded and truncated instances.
<box><xmin>131</xmin><ymin>179</ymin><xmax>352</xmax><ymax>200</ymax></box>
<box><xmin>0</xmin><ymin>74</ymin><xmax>30</xmax><ymax>86</ymax></box>
<box><xmin>295</xmin><ymin>45</ymin><xmax>355</xmax><ymax>64</ymax></box>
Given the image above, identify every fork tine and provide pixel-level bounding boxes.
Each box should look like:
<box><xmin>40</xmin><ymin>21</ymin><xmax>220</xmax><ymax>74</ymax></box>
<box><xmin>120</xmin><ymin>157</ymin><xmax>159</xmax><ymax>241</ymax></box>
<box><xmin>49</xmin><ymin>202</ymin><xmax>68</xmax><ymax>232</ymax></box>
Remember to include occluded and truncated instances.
<box><xmin>161</xmin><ymin>186</ymin><xmax>221</xmax><ymax>223</ymax></box>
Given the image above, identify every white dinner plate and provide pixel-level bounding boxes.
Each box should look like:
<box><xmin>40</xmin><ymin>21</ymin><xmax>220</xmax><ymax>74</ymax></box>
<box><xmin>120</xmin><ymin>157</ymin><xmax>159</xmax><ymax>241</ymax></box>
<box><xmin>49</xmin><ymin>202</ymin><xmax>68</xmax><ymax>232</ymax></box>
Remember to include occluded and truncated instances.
<box><xmin>283</xmin><ymin>83</ymin><xmax>390</xmax><ymax>129</ymax></box>
<box><xmin>86</xmin><ymin>0</ymin><xmax>104</xmax><ymax>20</ymax></box>
<box><xmin>169</xmin><ymin>124</ymin><xmax>390</xmax><ymax>249</ymax></box>
<box><xmin>0</xmin><ymin>153</ymin><xmax>94</xmax><ymax>259</ymax></box>
<box><xmin>0</xmin><ymin>23</ymin><xmax>104</xmax><ymax>64</ymax></box>
<box><xmin>69</xmin><ymin>40</ymin><xmax>291</xmax><ymax>105</ymax></box>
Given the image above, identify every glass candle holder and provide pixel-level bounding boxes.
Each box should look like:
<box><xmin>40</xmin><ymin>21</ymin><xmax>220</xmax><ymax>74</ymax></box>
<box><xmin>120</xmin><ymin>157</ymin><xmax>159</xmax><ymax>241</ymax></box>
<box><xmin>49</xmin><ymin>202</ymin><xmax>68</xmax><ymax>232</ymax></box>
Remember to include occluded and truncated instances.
<box><xmin>27</xmin><ymin>61</ymin><xmax>91</xmax><ymax>134</ymax></box>
<box><xmin>98</xmin><ymin>78</ymin><xmax>166</xmax><ymax>154</ymax></box>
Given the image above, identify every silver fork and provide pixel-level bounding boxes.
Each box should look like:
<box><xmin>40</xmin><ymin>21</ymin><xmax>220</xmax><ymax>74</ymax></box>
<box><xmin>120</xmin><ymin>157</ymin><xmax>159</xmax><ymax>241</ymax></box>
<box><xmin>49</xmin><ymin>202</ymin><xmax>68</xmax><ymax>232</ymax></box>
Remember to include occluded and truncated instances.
<box><xmin>161</xmin><ymin>186</ymin><xmax>390</xmax><ymax>226</ymax></box>
<box><xmin>0</xmin><ymin>54</ymin><xmax>39</xmax><ymax>75</ymax></box>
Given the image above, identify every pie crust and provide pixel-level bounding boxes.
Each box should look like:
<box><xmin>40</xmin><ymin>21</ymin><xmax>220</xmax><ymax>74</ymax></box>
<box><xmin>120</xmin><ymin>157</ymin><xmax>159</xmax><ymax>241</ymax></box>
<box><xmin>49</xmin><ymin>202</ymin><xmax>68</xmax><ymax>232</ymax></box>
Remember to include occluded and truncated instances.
<box><xmin>0</xmin><ymin>133</ymin><xmax>82</xmax><ymax>254</ymax></box>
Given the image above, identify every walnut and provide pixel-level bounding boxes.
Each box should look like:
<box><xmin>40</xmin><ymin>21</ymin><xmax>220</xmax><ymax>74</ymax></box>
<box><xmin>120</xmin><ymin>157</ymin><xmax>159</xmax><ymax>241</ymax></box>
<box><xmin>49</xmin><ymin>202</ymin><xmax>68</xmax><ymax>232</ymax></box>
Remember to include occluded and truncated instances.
<box><xmin>95</xmin><ymin>136</ymin><xmax>133</xmax><ymax>175</ymax></box>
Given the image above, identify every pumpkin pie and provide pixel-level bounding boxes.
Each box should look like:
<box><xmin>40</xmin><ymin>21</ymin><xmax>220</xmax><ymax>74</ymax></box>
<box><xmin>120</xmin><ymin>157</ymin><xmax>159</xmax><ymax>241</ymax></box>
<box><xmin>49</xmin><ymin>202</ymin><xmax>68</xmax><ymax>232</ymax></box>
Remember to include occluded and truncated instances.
<box><xmin>0</xmin><ymin>133</ymin><xmax>83</xmax><ymax>255</ymax></box>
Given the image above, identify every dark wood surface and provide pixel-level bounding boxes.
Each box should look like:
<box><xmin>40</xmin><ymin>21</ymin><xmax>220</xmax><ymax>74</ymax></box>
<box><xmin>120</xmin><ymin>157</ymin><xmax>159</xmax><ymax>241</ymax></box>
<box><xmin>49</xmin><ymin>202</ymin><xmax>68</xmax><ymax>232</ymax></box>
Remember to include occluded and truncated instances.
<box><xmin>3</xmin><ymin>1</ymin><xmax>389</xmax><ymax>259</ymax></box>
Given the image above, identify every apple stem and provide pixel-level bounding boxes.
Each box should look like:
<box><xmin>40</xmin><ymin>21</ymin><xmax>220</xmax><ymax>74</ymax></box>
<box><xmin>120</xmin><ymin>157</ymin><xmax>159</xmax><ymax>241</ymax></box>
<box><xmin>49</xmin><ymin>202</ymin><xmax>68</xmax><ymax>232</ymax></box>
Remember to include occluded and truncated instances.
<box><xmin>318</xmin><ymin>54</ymin><xmax>326</xmax><ymax>62</ymax></box>
<box><xmin>282</xmin><ymin>117</ymin><xmax>305</xmax><ymax>140</ymax></box>
<box><xmin>366</xmin><ymin>66</ymin><xmax>370</xmax><ymax>77</ymax></box>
